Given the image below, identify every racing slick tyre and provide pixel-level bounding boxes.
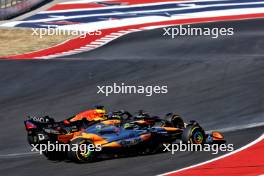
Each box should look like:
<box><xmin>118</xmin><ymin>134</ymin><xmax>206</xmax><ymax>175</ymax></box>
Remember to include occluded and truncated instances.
<box><xmin>182</xmin><ymin>124</ymin><xmax>206</xmax><ymax>144</ymax></box>
<box><xmin>27</xmin><ymin>133</ymin><xmax>38</xmax><ymax>145</ymax></box>
<box><xmin>170</xmin><ymin>114</ymin><xmax>185</xmax><ymax>128</ymax></box>
<box><xmin>67</xmin><ymin>138</ymin><xmax>96</xmax><ymax>163</ymax></box>
<box><xmin>43</xmin><ymin>150</ymin><xmax>65</xmax><ymax>161</ymax></box>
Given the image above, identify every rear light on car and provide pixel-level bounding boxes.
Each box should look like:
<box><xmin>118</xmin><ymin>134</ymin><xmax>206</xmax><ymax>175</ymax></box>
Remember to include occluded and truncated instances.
<box><xmin>25</xmin><ymin>121</ymin><xmax>37</xmax><ymax>130</ymax></box>
<box><xmin>63</xmin><ymin>120</ymin><xmax>70</xmax><ymax>125</ymax></box>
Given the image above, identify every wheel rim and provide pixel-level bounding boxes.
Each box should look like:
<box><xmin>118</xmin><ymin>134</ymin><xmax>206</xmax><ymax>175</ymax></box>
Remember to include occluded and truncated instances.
<box><xmin>78</xmin><ymin>141</ymin><xmax>93</xmax><ymax>159</ymax></box>
<box><xmin>192</xmin><ymin>130</ymin><xmax>204</xmax><ymax>144</ymax></box>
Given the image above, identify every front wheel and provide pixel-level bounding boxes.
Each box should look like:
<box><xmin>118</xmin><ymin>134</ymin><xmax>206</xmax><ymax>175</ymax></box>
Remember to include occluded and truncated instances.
<box><xmin>170</xmin><ymin>114</ymin><xmax>185</xmax><ymax>128</ymax></box>
<box><xmin>182</xmin><ymin>125</ymin><xmax>206</xmax><ymax>144</ymax></box>
<box><xmin>67</xmin><ymin>138</ymin><xmax>97</xmax><ymax>163</ymax></box>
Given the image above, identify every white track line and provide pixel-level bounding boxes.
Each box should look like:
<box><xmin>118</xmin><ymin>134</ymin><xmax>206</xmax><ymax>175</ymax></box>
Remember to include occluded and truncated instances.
<box><xmin>36</xmin><ymin>29</ymin><xmax>134</xmax><ymax>59</ymax></box>
<box><xmin>0</xmin><ymin>151</ymin><xmax>39</xmax><ymax>158</ymax></box>
<box><xmin>207</xmin><ymin>121</ymin><xmax>264</xmax><ymax>133</ymax></box>
<box><xmin>42</xmin><ymin>0</ymin><xmax>256</xmax><ymax>14</ymax></box>
<box><xmin>158</xmin><ymin>131</ymin><xmax>264</xmax><ymax>176</ymax></box>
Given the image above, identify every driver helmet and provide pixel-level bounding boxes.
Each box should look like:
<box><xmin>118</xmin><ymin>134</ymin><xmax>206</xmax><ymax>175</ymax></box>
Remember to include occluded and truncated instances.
<box><xmin>123</xmin><ymin>123</ymin><xmax>134</xmax><ymax>129</ymax></box>
<box><xmin>135</xmin><ymin>110</ymin><xmax>150</xmax><ymax>119</ymax></box>
<box><xmin>95</xmin><ymin>105</ymin><xmax>106</xmax><ymax>117</ymax></box>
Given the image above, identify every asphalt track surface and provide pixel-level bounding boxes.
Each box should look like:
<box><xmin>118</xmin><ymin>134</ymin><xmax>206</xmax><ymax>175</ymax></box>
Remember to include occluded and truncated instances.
<box><xmin>0</xmin><ymin>18</ymin><xmax>264</xmax><ymax>176</ymax></box>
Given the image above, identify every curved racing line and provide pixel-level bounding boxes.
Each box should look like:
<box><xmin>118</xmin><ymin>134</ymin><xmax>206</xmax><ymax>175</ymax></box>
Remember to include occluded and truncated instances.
<box><xmin>0</xmin><ymin>1</ymin><xmax>263</xmax><ymax>175</ymax></box>
<box><xmin>160</xmin><ymin>133</ymin><xmax>264</xmax><ymax>176</ymax></box>
<box><xmin>1</xmin><ymin>0</ymin><xmax>264</xmax><ymax>59</ymax></box>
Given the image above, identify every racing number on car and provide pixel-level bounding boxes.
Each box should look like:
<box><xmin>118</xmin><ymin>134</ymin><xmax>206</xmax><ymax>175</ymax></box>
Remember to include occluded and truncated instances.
<box><xmin>38</xmin><ymin>134</ymin><xmax>45</xmax><ymax>141</ymax></box>
<box><xmin>121</xmin><ymin>138</ymin><xmax>142</xmax><ymax>146</ymax></box>
<box><xmin>30</xmin><ymin>116</ymin><xmax>49</xmax><ymax>123</ymax></box>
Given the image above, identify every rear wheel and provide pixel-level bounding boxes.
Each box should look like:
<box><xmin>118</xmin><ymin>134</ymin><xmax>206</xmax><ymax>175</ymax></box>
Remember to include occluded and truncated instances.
<box><xmin>43</xmin><ymin>150</ymin><xmax>65</xmax><ymax>160</ymax></box>
<box><xmin>27</xmin><ymin>133</ymin><xmax>38</xmax><ymax>145</ymax></box>
<box><xmin>143</xmin><ymin>142</ymin><xmax>164</xmax><ymax>155</ymax></box>
<box><xmin>182</xmin><ymin>124</ymin><xmax>205</xmax><ymax>144</ymax></box>
<box><xmin>67</xmin><ymin>138</ymin><xmax>96</xmax><ymax>163</ymax></box>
